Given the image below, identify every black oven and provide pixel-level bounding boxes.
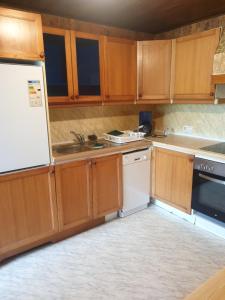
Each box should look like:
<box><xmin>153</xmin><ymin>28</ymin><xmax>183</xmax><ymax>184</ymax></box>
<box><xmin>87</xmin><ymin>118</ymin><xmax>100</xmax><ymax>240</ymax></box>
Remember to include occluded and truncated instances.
<box><xmin>192</xmin><ymin>157</ymin><xmax>225</xmax><ymax>223</ymax></box>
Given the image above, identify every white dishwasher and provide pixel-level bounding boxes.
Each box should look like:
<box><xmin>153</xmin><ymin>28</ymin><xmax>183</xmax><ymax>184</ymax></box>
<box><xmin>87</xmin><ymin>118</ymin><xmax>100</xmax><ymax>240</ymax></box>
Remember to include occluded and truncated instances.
<box><xmin>119</xmin><ymin>148</ymin><xmax>151</xmax><ymax>217</ymax></box>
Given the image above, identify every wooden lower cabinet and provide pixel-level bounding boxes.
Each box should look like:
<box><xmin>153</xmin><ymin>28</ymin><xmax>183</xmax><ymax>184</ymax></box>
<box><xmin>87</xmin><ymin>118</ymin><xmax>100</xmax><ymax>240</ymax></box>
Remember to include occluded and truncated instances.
<box><xmin>152</xmin><ymin>147</ymin><xmax>194</xmax><ymax>214</ymax></box>
<box><xmin>55</xmin><ymin>160</ymin><xmax>93</xmax><ymax>231</ymax></box>
<box><xmin>0</xmin><ymin>167</ymin><xmax>58</xmax><ymax>260</ymax></box>
<box><xmin>55</xmin><ymin>154</ymin><xmax>122</xmax><ymax>230</ymax></box>
<box><xmin>92</xmin><ymin>154</ymin><xmax>122</xmax><ymax>218</ymax></box>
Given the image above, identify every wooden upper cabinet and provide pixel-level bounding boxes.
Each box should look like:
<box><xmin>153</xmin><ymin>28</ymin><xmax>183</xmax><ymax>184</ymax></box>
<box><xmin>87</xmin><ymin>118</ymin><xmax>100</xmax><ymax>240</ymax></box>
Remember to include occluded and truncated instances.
<box><xmin>173</xmin><ymin>28</ymin><xmax>220</xmax><ymax>103</ymax></box>
<box><xmin>43</xmin><ymin>27</ymin><xmax>73</xmax><ymax>104</ymax></box>
<box><xmin>152</xmin><ymin>147</ymin><xmax>193</xmax><ymax>214</ymax></box>
<box><xmin>104</xmin><ymin>37</ymin><xmax>137</xmax><ymax>102</ymax></box>
<box><xmin>0</xmin><ymin>167</ymin><xmax>58</xmax><ymax>258</ymax></box>
<box><xmin>0</xmin><ymin>7</ymin><xmax>44</xmax><ymax>60</ymax></box>
<box><xmin>137</xmin><ymin>40</ymin><xmax>172</xmax><ymax>103</ymax></box>
<box><xmin>55</xmin><ymin>160</ymin><xmax>93</xmax><ymax>231</ymax></box>
<box><xmin>92</xmin><ymin>154</ymin><xmax>122</xmax><ymax>218</ymax></box>
<box><xmin>70</xmin><ymin>31</ymin><xmax>105</xmax><ymax>103</ymax></box>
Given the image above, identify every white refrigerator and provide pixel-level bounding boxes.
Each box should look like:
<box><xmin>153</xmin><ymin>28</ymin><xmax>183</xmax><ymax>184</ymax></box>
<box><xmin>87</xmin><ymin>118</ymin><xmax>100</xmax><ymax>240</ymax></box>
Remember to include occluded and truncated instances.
<box><xmin>0</xmin><ymin>63</ymin><xmax>50</xmax><ymax>173</ymax></box>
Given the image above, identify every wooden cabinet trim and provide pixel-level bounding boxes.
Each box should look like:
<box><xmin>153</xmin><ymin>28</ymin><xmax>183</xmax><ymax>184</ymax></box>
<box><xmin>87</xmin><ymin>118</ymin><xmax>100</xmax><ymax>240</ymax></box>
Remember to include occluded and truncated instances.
<box><xmin>137</xmin><ymin>39</ymin><xmax>172</xmax><ymax>102</ymax></box>
<box><xmin>0</xmin><ymin>166</ymin><xmax>50</xmax><ymax>182</ymax></box>
<box><xmin>92</xmin><ymin>154</ymin><xmax>122</xmax><ymax>218</ymax></box>
<box><xmin>104</xmin><ymin>36</ymin><xmax>137</xmax><ymax>102</ymax></box>
<box><xmin>43</xmin><ymin>26</ymin><xmax>74</xmax><ymax>104</ymax></box>
<box><xmin>70</xmin><ymin>31</ymin><xmax>105</xmax><ymax>103</ymax></box>
<box><xmin>173</xmin><ymin>28</ymin><xmax>220</xmax><ymax>103</ymax></box>
<box><xmin>176</xmin><ymin>28</ymin><xmax>221</xmax><ymax>43</ymax></box>
<box><xmin>152</xmin><ymin>147</ymin><xmax>193</xmax><ymax>214</ymax></box>
<box><xmin>0</xmin><ymin>166</ymin><xmax>58</xmax><ymax>257</ymax></box>
<box><xmin>0</xmin><ymin>7</ymin><xmax>44</xmax><ymax>61</ymax></box>
<box><xmin>55</xmin><ymin>160</ymin><xmax>93</xmax><ymax>231</ymax></box>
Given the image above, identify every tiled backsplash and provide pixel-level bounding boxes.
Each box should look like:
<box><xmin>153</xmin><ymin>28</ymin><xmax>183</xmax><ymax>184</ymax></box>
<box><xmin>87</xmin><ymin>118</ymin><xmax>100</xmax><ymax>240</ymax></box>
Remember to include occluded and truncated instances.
<box><xmin>49</xmin><ymin>105</ymin><xmax>152</xmax><ymax>144</ymax></box>
<box><xmin>154</xmin><ymin>104</ymin><xmax>225</xmax><ymax>141</ymax></box>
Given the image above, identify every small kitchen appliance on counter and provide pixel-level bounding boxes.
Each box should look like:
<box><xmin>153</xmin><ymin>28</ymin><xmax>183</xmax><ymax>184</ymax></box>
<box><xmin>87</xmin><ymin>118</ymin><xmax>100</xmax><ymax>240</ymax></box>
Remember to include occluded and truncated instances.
<box><xmin>139</xmin><ymin>111</ymin><xmax>152</xmax><ymax>135</ymax></box>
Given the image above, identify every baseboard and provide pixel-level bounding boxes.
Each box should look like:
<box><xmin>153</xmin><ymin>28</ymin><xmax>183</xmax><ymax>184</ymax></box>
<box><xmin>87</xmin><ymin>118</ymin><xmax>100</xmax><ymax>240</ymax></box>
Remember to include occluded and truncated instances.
<box><xmin>152</xmin><ymin>199</ymin><xmax>196</xmax><ymax>224</ymax></box>
<box><xmin>195</xmin><ymin>213</ymin><xmax>225</xmax><ymax>239</ymax></box>
<box><xmin>152</xmin><ymin>199</ymin><xmax>225</xmax><ymax>239</ymax></box>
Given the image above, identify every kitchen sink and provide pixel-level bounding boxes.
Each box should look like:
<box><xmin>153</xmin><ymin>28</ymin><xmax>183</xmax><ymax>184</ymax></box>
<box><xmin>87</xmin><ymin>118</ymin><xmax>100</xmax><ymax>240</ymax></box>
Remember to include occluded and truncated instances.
<box><xmin>53</xmin><ymin>143</ymin><xmax>89</xmax><ymax>154</ymax></box>
<box><xmin>52</xmin><ymin>140</ymin><xmax>110</xmax><ymax>155</ymax></box>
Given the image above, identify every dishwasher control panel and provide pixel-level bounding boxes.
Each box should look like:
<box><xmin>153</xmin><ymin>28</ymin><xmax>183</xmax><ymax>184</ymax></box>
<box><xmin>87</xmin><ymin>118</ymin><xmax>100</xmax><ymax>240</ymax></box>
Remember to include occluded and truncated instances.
<box><xmin>123</xmin><ymin>149</ymin><xmax>151</xmax><ymax>165</ymax></box>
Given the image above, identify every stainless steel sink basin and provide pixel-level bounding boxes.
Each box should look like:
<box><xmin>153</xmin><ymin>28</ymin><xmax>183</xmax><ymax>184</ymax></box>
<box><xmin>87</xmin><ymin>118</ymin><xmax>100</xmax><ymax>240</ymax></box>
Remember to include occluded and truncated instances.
<box><xmin>52</xmin><ymin>140</ymin><xmax>108</xmax><ymax>155</ymax></box>
<box><xmin>53</xmin><ymin>143</ymin><xmax>88</xmax><ymax>154</ymax></box>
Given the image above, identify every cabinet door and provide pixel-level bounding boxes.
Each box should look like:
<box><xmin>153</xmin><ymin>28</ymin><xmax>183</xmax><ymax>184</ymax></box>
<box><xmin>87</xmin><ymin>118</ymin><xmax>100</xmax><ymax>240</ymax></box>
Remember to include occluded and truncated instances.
<box><xmin>0</xmin><ymin>167</ymin><xmax>58</xmax><ymax>258</ymax></box>
<box><xmin>104</xmin><ymin>37</ymin><xmax>137</xmax><ymax>102</ymax></box>
<box><xmin>152</xmin><ymin>147</ymin><xmax>173</xmax><ymax>202</ymax></box>
<box><xmin>171</xmin><ymin>152</ymin><xmax>194</xmax><ymax>213</ymax></box>
<box><xmin>92</xmin><ymin>154</ymin><xmax>122</xmax><ymax>218</ymax></box>
<box><xmin>0</xmin><ymin>8</ymin><xmax>44</xmax><ymax>60</ymax></box>
<box><xmin>70</xmin><ymin>31</ymin><xmax>105</xmax><ymax>103</ymax></box>
<box><xmin>43</xmin><ymin>27</ymin><xmax>73</xmax><ymax>105</ymax></box>
<box><xmin>173</xmin><ymin>28</ymin><xmax>220</xmax><ymax>103</ymax></box>
<box><xmin>55</xmin><ymin>160</ymin><xmax>92</xmax><ymax>231</ymax></box>
<box><xmin>137</xmin><ymin>40</ymin><xmax>172</xmax><ymax>103</ymax></box>
<box><xmin>152</xmin><ymin>147</ymin><xmax>193</xmax><ymax>214</ymax></box>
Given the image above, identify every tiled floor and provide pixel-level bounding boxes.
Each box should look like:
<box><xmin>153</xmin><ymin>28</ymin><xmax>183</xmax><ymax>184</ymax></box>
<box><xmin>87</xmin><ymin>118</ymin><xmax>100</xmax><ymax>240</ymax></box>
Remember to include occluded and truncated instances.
<box><xmin>1</xmin><ymin>205</ymin><xmax>225</xmax><ymax>300</ymax></box>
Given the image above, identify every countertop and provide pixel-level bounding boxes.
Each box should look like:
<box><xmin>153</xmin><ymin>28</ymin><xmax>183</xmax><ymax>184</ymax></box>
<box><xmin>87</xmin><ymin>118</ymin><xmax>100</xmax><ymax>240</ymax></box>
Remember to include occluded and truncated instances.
<box><xmin>52</xmin><ymin>139</ymin><xmax>151</xmax><ymax>164</ymax></box>
<box><xmin>146</xmin><ymin>135</ymin><xmax>225</xmax><ymax>162</ymax></box>
<box><xmin>52</xmin><ymin>134</ymin><xmax>225</xmax><ymax>164</ymax></box>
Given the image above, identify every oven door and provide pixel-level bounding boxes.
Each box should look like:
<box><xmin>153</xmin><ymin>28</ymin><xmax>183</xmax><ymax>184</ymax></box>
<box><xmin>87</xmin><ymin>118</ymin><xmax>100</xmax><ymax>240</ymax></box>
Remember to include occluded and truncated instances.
<box><xmin>192</xmin><ymin>170</ymin><xmax>225</xmax><ymax>223</ymax></box>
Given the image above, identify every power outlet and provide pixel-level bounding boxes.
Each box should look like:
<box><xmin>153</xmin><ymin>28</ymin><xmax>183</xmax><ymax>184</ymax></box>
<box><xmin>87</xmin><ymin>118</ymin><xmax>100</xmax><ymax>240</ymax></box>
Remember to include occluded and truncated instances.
<box><xmin>183</xmin><ymin>125</ymin><xmax>193</xmax><ymax>134</ymax></box>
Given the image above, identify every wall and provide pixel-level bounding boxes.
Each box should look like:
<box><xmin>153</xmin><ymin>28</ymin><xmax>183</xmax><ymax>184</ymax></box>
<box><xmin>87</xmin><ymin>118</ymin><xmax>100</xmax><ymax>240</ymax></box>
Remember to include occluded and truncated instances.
<box><xmin>153</xmin><ymin>14</ymin><xmax>225</xmax><ymax>141</ymax></box>
<box><xmin>42</xmin><ymin>14</ymin><xmax>153</xmax><ymax>40</ymax></box>
<box><xmin>49</xmin><ymin>105</ymin><xmax>152</xmax><ymax>144</ymax></box>
<box><xmin>154</xmin><ymin>104</ymin><xmax>225</xmax><ymax>141</ymax></box>
<box><xmin>154</xmin><ymin>14</ymin><xmax>225</xmax><ymax>39</ymax></box>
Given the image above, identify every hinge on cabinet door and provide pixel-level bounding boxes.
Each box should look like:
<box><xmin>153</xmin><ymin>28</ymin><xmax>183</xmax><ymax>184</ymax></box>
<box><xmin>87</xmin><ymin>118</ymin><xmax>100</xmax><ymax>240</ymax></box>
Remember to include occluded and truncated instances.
<box><xmin>49</xmin><ymin>166</ymin><xmax>55</xmax><ymax>174</ymax></box>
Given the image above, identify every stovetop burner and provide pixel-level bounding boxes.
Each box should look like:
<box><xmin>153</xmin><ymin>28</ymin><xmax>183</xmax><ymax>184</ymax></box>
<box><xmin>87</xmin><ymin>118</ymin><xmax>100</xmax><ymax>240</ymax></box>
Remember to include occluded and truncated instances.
<box><xmin>201</xmin><ymin>142</ymin><xmax>225</xmax><ymax>155</ymax></box>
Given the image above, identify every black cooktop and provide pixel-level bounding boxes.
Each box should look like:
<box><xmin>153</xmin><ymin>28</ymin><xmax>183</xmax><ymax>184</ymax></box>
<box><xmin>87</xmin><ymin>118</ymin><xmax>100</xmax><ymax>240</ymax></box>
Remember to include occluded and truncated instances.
<box><xmin>201</xmin><ymin>142</ymin><xmax>225</xmax><ymax>154</ymax></box>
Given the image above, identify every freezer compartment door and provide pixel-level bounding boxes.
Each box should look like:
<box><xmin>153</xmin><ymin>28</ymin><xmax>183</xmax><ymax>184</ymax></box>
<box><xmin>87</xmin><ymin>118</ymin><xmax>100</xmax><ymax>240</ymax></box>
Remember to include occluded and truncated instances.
<box><xmin>0</xmin><ymin>63</ymin><xmax>50</xmax><ymax>173</ymax></box>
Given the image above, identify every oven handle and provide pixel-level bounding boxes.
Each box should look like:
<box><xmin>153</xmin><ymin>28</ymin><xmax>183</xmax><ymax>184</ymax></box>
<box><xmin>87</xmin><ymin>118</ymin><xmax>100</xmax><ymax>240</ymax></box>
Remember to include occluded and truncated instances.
<box><xmin>199</xmin><ymin>173</ymin><xmax>225</xmax><ymax>185</ymax></box>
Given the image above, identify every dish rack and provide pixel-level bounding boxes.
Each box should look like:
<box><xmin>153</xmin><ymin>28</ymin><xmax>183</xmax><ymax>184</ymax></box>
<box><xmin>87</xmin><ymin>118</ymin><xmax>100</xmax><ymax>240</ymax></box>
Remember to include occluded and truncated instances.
<box><xmin>103</xmin><ymin>131</ymin><xmax>145</xmax><ymax>144</ymax></box>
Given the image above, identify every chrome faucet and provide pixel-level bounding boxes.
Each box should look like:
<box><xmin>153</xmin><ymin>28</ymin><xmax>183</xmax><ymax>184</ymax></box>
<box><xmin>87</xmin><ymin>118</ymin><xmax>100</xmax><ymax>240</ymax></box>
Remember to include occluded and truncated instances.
<box><xmin>70</xmin><ymin>131</ymin><xmax>85</xmax><ymax>145</ymax></box>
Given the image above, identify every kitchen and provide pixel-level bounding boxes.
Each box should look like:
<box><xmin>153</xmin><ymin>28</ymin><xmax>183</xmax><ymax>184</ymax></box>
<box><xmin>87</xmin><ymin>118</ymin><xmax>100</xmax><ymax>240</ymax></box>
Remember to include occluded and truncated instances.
<box><xmin>1</xmin><ymin>1</ymin><xmax>225</xmax><ymax>299</ymax></box>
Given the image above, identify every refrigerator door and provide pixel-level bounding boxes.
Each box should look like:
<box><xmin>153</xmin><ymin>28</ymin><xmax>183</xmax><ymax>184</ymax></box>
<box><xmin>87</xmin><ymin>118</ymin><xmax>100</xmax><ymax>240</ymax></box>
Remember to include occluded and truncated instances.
<box><xmin>0</xmin><ymin>63</ymin><xmax>50</xmax><ymax>173</ymax></box>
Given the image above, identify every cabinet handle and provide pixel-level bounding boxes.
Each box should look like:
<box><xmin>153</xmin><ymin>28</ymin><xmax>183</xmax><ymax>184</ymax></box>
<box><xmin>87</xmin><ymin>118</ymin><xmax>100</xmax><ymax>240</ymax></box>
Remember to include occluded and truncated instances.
<box><xmin>40</xmin><ymin>51</ymin><xmax>45</xmax><ymax>59</ymax></box>
<box><xmin>210</xmin><ymin>92</ymin><xmax>214</xmax><ymax>97</ymax></box>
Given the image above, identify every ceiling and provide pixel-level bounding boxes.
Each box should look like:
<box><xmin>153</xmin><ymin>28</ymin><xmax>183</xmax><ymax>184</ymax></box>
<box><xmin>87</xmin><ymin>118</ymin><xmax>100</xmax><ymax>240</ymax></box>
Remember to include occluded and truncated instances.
<box><xmin>1</xmin><ymin>0</ymin><xmax>225</xmax><ymax>34</ymax></box>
